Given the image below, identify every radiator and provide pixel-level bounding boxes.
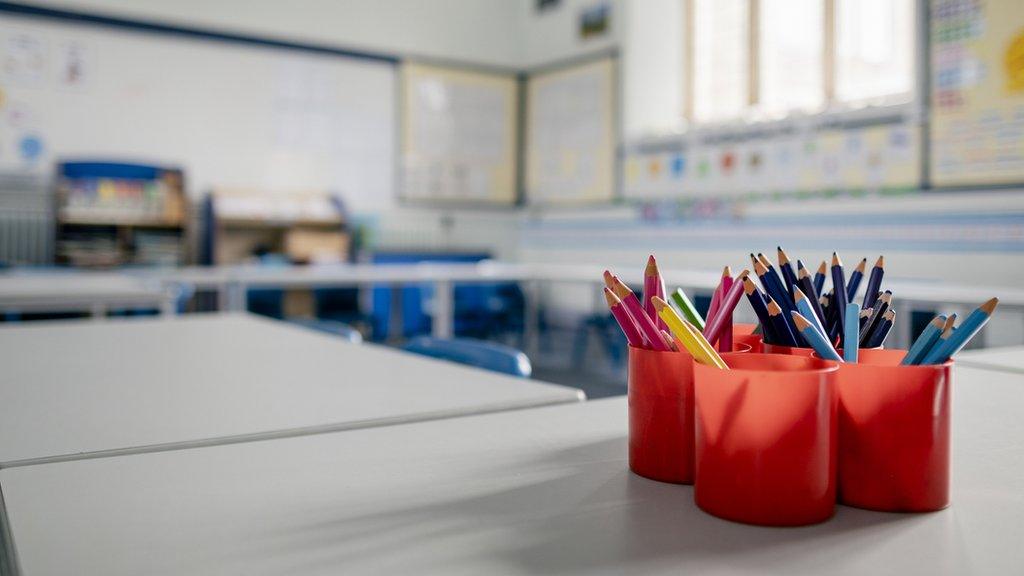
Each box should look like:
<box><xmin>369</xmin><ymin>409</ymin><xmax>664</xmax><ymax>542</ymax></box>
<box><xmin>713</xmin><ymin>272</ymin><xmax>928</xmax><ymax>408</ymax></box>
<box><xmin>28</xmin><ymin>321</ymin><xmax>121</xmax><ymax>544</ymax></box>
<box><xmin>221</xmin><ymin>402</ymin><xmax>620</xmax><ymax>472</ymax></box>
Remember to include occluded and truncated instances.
<box><xmin>0</xmin><ymin>173</ymin><xmax>53</xmax><ymax>265</ymax></box>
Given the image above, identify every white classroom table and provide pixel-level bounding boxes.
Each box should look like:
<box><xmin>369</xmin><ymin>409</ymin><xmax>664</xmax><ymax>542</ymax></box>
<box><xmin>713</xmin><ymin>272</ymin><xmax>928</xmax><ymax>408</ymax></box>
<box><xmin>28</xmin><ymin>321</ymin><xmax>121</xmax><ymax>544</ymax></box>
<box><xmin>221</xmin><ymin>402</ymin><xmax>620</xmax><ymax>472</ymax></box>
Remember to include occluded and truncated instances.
<box><xmin>0</xmin><ymin>272</ymin><xmax>178</xmax><ymax>318</ymax></box>
<box><xmin>1</xmin><ymin>366</ymin><xmax>1021</xmax><ymax>575</ymax></box>
<box><xmin>0</xmin><ymin>313</ymin><xmax>583</xmax><ymax>468</ymax></box>
<box><xmin>955</xmin><ymin>345</ymin><xmax>1024</xmax><ymax>373</ymax></box>
<box><xmin>144</xmin><ymin>262</ymin><xmax>1024</xmax><ymax>349</ymax></box>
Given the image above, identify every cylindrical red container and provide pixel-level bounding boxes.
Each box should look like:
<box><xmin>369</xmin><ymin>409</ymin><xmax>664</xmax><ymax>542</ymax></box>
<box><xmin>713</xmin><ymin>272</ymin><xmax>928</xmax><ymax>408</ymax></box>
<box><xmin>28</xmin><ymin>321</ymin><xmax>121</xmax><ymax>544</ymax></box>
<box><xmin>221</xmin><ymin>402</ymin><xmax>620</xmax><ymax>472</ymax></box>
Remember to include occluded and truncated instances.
<box><xmin>694</xmin><ymin>353</ymin><xmax>839</xmax><ymax>526</ymax></box>
<box><xmin>733</xmin><ymin>324</ymin><xmax>763</xmax><ymax>353</ymax></box>
<box><xmin>628</xmin><ymin>346</ymin><xmax>696</xmax><ymax>484</ymax></box>
<box><xmin>836</xmin><ymin>348</ymin><xmax>954</xmax><ymax>512</ymax></box>
<box><xmin>628</xmin><ymin>342</ymin><xmax>751</xmax><ymax>484</ymax></box>
<box><xmin>761</xmin><ymin>341</ymin><xmax>817</xmax><ymax>356</ymax></box>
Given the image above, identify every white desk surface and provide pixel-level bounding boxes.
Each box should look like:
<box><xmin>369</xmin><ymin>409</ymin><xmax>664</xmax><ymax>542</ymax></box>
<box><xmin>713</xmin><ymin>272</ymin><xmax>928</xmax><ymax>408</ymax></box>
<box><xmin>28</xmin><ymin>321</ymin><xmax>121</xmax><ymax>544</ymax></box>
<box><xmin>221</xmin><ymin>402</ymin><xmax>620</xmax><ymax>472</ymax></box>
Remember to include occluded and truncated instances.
<box><xmin>0</xmin><ymin>273</ymin><xmax>170</xmax><ymax>311</ymax></box>
<box><xmin>2</xmin><ymin>366</ymin><xmax>1022</xmax><ymax>576</ymax></box>
<box><xmin>956</xmin><ymin>346</ymin><xmax>1024</xmax><ymax>373</ymax></box>
<box><xmin>0</xmin><ymin>314</ymin><xmax>582</xmax><ymax>468</ymax></box>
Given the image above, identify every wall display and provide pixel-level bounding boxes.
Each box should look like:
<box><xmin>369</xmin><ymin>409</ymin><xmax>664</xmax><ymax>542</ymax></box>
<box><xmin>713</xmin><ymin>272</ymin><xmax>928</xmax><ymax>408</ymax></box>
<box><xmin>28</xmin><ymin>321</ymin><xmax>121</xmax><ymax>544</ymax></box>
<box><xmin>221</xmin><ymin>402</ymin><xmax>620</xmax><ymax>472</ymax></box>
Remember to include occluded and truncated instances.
<box><xmin>400</xmin><ymin>62</ymin><xmax>518</xmax><ymax>205</ymax></box>
<box><xmin>0</xmin><ymin>13</ymin><xmax>395</xmax><ymax>214</ymax></box>
<box><xmin>526</xmin><ymin>56</ymin><xmax>616</xmax><ymax>204</ymax></box>
<box><xmin>931</xmin><ymin>0</ymin><xmax>1024</xmax><ymax>186</ymax></box>
<box><xmin>623</xmin><ymin>118</ymin><xmax>920</xmax><ymax>200</ymax></box>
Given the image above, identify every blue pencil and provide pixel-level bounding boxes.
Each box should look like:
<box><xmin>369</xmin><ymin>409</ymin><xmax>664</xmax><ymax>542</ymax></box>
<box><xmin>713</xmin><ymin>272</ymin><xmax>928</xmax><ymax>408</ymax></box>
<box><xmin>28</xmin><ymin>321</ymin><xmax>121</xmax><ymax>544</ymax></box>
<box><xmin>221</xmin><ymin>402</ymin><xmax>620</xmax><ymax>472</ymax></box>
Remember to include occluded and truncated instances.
<box><xmin>844</xmin><ymin>302</ymin><xmax>860</xmax><ymax>363</ymax></box>
<box><xmin>813</xmin><ymin>261</ymin><xmax>827</xmax><ymax>296</ymax></box>
<box><xmin>865</xmin><ymin>309</ymin><xmax>895</xmax><ymax>348</ymax></box>
<box><xmin>777</xmin><ymin>247</ymin><xmax>799</xmax><ymax>299</ymax></box>
<box><xmin>862</xmin><ymin>256</ymin><xmax>885</xmax><ymax>310</ymax></box>
<box><xmin>767</xmin><ymin>297</ymin><xmax>800</xmax><ymax>347</ymax></box>
<box><xmin>846</xmin><ymin>258</ymin><xmax>867</xmax><ymax>301</ymax></box>
<box><xmin>900</xmin><ymin>314</ymin><xmax>946</xmax><ymax>365</ymax></box>
<box><xmin>791</xmin><ymin>311</ymin><xmax>842</xmax><ymax>362</ymax></box>
<box><xmin>742</xmin><ymin>276</ymin><xmax>777</xmax><ymax>342</ymax></box>
<box><xmin>794</xmin><ymin>286</ymin><xmax>829</xmax><ymax>343</ymax></box>
<box><xmin>920</xmin><ymin>298</ymin><xmax>999</xmax><ymax>365</ymax></box>
<box><xmin>830</xmin><ymin>253</ymin><xmax>849</xmax><ymax>345</ymax></box>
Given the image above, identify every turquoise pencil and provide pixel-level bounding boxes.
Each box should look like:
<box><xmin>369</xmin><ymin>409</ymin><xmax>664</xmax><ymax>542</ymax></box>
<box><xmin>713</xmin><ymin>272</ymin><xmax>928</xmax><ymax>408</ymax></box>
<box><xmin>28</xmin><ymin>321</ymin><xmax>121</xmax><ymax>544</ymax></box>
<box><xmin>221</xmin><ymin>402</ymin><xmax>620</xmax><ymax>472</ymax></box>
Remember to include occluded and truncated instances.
<box><xmin>900</xmin><ymin>314</ymin><xmax>946</xmax><ymax>365</ymax></box>
<box><xmin>793</xmin><ymin>286</ymin><xmax>828</xmax><ymax>344</ymax></box>
<box><xmin>920</xmin><ymin>298</ymin><xmax>999</xmax><ymax>365</ymax></box>
<box><xmin>844</xmin><ymin>302</ymin><xmax>860</xmax><ymax>363</ymax></box>
<box><xmin>791</xmin><ymin>311</ymin><xmax>842</xmax><ymax>362</ymax></box>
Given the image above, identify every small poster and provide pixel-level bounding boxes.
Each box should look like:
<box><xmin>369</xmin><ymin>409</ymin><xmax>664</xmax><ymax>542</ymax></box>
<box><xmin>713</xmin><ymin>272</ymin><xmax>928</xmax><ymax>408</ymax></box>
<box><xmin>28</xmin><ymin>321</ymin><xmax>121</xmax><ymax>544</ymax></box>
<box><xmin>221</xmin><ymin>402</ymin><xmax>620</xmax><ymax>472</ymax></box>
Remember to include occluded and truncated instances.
<box><xmin>2</xmin><ymin>31</ymin><xmax>48</xmax><ymax>86</ymax></box>
<box><xmin>57</xmin><ymin>41</ymin><xmax>90</xmax><ymax>90</ymax></box>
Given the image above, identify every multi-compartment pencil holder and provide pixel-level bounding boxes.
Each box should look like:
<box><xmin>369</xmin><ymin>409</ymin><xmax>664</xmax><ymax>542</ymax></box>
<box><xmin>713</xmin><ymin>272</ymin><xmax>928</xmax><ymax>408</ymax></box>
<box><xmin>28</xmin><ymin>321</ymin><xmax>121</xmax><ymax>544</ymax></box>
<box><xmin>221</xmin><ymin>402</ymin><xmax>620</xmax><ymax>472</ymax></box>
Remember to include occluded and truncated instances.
<box><xmin>693</xmin><ymin>353</ymin><xmax>840</xmax><ymax>526</ymax></box>
<box><xmin>628</xmin><ymin>341</ymin><xmax>751</xmax><ymax>484</ymax></box>
<box><xmin>834</xmin><ymin>348</ymin><xmax>954</xmax><ymax>512</ymax></box>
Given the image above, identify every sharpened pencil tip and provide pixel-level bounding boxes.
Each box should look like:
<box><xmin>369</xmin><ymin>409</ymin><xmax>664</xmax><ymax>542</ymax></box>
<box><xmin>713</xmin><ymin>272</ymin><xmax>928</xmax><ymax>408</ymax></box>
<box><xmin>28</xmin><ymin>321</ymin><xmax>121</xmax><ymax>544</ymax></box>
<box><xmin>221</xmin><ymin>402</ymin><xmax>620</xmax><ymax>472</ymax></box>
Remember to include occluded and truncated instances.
<box><xmin>832</xmin><ymin>252</ymin><xmax>842</xmax><ymax>266</ymax></box>
<box><xmin>981</xmin><ymin>297</ymin><xmax>999</xmax><ymax>314</ymax></box>
<box><xmin>817</xmin><ymin>261</ymin><xmax>827</xmax><ymax>275</ymax></box>
<box><xmin>644</xmin><ymin>255</ymin><xmax>659</xmax><ymax>276</ymax></box>
<box><xmin>651</xmin><ymin>296</ymin><xmax>668</xmax><ymax>312</ymax></box>
<box><xmin>603</xmin><ymin>287</ymin><xmax>619</xmax><ymax>307</ymax></box>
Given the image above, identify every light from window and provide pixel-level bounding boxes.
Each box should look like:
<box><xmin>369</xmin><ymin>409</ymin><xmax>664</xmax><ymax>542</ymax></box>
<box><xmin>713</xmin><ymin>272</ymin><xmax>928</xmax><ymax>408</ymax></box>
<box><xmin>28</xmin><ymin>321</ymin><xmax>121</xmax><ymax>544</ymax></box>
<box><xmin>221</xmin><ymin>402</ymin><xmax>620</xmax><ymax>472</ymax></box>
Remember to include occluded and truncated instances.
<box><xmin>759</xmin><ymin>0</ymin><xmax>824</xmax><ymax>116</ymax></box>
<box><xmin>835</xmin><ymin>0</ymin><xmax>915</xmax><ymax>104</ymax></box>
<box><xmin>692</xmin><ymin>0</ymin><xmax>749</xmax><ymax>123</ymax></box>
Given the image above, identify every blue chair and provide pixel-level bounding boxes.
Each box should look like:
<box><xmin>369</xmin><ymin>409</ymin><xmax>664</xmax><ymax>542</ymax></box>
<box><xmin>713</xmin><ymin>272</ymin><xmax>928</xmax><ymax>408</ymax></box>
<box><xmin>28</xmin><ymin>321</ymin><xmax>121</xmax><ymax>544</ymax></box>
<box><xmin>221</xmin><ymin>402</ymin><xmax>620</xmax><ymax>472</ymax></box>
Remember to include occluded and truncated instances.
<box><xmin>288</xmin><ymin>318</ymin><xmax>363</xmax><ymax>343</ymax></box>
<box><xmin>403</xmin><ymin>336</ymin><xmax>532</xmax><ymax>378</ymax></box>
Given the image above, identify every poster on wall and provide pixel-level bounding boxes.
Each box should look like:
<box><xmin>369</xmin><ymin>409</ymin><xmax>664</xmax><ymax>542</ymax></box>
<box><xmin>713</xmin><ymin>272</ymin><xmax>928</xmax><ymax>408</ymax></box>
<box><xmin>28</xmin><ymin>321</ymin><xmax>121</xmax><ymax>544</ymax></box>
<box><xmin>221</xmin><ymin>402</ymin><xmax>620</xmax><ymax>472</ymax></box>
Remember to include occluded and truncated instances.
<box><xmin>930</xmin><ymin>0</ymin><xmax>1024</xmax><ymax>186</ymax></box>
<box><xmin>526</xmin><ymin>56</ymin><xmax>616</xmax><ymax>204</ymax></box>
<box><xmin>400</xmin><ymin>62</ymin><xmax>518</xmax><ymax>205</ymax></box>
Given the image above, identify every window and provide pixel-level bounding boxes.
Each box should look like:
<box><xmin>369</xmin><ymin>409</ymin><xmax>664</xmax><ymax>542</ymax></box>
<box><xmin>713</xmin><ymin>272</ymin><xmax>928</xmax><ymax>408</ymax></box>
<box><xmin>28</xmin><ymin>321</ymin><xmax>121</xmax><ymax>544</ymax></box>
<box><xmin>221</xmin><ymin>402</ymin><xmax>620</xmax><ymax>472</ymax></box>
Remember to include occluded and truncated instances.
<box><xmin>692</xmin><ymin>0</ymin><xmax>749</xmax><ymax>123</ymax></box>
<box><xmin>759</xmin><ymin>0</ymin><xmax>824</xmax><ymax>115</ymax></box>
<box><xmin>686</xmin><ymin>0</ymin><xmax>915</xmax><ymax>124</ymax></box>
<box><xmin>835</xmin><ymin>0</ymin><xmax>915</xmax><ymax>104</ymax></box>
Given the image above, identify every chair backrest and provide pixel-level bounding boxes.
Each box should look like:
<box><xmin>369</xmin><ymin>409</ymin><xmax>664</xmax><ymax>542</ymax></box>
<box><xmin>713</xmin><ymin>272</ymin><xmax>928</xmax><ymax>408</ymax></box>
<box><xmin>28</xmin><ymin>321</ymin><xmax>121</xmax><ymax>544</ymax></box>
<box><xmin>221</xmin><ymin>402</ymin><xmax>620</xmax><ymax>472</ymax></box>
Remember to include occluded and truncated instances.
<box><xmin>288</xmin><ymin>318</ymin><xmax>363</xmax><ymax>344</ymax></box>
<box><xmin>403</xmin><ymin>336</ymin><xmax>532</xmax><ymax>378</ymax></box>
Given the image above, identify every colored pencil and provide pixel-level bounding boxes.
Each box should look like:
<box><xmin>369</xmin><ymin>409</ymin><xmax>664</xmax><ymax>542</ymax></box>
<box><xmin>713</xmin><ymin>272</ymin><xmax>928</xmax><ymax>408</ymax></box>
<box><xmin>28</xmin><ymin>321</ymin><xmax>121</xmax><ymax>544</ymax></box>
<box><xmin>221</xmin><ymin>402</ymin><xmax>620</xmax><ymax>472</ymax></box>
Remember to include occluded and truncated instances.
<box><xmin>813</xmin><ymin>260</ymin><xmax>827</xmax><ymax>296</ymax></box>
<box><xmin>858</xmin><ymin>307</ymin><xmax>872</xmax><ymax>330</ymax></box>
<box><xmin>901</xmin><ymin>314</ymin><xmax>947</xmax><ymax>365</ymax></box>
<box><xmin>742</xmin><ymin>276</ymin><xmax>776</xmax><ymax>341</ymax></box>
<box><xmin>670</xmin><ymin>288</ymin><xmax>706</xmax><ymax>331</ymax></box>
<box><xmin>797</xmin><ymin>261</ymin><xmax>827</xmax><ymax>325</ymax></box>
<box><xmin>602</xmin><ymin>269</ymin><xmax>616</xmax><ymax>290</ymax></box>
<box><xmin>846</xmin><ymin>258</ymin><xmax>867</xmax><ymax>301</ymax></box>
<box><xmin>755</xmin><ymin>260</ymin><xmax>795</xmax><ymax>329</ymax></box>
<box><xmin>610</xmin><ymin>276</ymin><xmax>670</xmax><ymax>351</ymax></box>
<box><xmin>719</xmin><ymin>268</ymin><xmax>735</xmax><ymax>351</ymax></box>
<box><xmin>793</xmin><ymin>285</ymin><xmax>829</xmax><ymax>344</ymax></box>
<box><xmin>660</xmin><ymin>329</ymin><xmax>678</xmax><ymax>352</ymax></box>
<box><xmin>757</xmin><ymin>253</ymin><xmax>788</xmax><ymax>302</ymax></box>
<box><xmin>830</xmin><ymin>252</ymin><xmax>849</xmax><ymax>345</ymax></box>
<box><xmin>777</xmin><ymin>247</ymin><xmax>799</xmax><ymax>299</ymax></box>
<box><xmin>767</xmin><ymin>297</ymin><xmax>800</xmax><ymax>346</ymax></box>
<box><xmin>706</xmin><ymin>266</ymin><xmax>730</xmax><ymax>326</ymax></box>
<box><xmin>866</xmin><ymin>309</ymin><xmax>895</xmax><ymax>348</ymax></box>
<box><xmin>792</xmin><ymin>311</ymin><xmax>842</xmax><ymax>362</ymax></box>
<box><xmin>859</xmin><ymin>291</ymin><xmax>892</xmax><ymax>346</ymax></box>
<box><xmin>920</xmin><ymin>298</ymin><xmax>999</xmax><ymax>365</ymax></box>
<box><xmin>643</xmin><ymin>255</ymin><xmax>667</xmax><ymax>331</ymax></box>
<box><xmin>704</xmin><ymin>270</ymin><xmax>749</xmax><ymax>346</ymax></box>
<box><xmin>604</xmin><ymin>288</ymin><xmax>644</xmax><ymax>347</ymax></box>
<box><xmin>653</xmin><ymin>297</ymin><xmax>727</xmax><ymax>368</ymax></box>
<box><xmin>844</xmin><ymin>302</ymin><xmax>860</xmax><ymax>363</ymax></box>
<box><xmin>862</xmin><ymin>256</ymin><xmax>885</xmax><ymax>309</ymax></box>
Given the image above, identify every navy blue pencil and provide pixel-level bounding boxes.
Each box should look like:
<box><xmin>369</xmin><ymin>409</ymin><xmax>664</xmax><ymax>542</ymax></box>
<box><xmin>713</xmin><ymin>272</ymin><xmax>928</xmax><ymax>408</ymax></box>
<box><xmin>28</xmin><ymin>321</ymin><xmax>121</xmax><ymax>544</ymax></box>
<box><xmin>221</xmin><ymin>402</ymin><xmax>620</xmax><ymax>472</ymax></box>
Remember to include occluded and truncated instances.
<box><xmin>742</xmin><ymin>276</ymin><xmax>778</xmax><ymax>342</ymax></box>
<box><xmin>860</xmin><ymin>291</ymin><xmax>892</xmax><ymax>346</ymax></box>
<box><xmin>830</xmin><ymin>253</ymin><xmax>849</xmax><ymax>345</ymax></box>
<box><xmin>846</xmin><ymin>258</ymin><xmax>867</xmax><ymax>301</ymax></box>
<box><xmin>777</xmin><ymin>247</ymin><xmax>799</xmax><ymax>299</ymax></box>
<box><xmin>862</xmin><ymin>256</ymin><xmax>885</xmax><ymax>310</ymax></box>
<box><xmin>797</xmin><ymin>262</ymin><xmax>827</xmax><ymax>325</ymax></box>
<box><xmin>766</xmin><ymin>297</ymin><xmax>800</xmax><ymax>346</ymax></box>
<box><xmin>813</xmin><ymin>261</ymin><xmax>827</xmax><ymax>296</ymax></box>
<box><xmin>865</xmin><ymin>309</ymin><xmax>895</xmax><ymax>348</ymax></box>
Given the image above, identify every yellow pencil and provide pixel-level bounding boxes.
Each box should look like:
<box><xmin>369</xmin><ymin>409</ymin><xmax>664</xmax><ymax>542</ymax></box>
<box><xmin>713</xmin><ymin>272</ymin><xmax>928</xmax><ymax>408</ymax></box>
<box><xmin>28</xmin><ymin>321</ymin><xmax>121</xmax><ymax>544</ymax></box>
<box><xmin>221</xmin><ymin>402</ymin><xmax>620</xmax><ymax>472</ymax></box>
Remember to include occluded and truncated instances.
<box><xmin>653</xmin><ymin>297</ymin><xmax>728</xmax><ymax>369</ymax></box>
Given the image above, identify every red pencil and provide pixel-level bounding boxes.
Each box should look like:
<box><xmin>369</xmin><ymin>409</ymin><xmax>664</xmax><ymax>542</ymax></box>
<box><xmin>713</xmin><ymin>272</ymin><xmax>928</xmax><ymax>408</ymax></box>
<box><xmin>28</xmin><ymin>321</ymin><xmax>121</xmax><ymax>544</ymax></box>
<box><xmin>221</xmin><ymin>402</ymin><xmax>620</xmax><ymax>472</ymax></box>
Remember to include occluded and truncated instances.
<box><xmin>703</xmin><ymin>270</ymin><xmax>749</xmax><ymax>345</ymax></box>
<box><xmin>718</xmin><ymin>271</ymin><xmax>734</xmax><ymax>352</ymax></box>
<box><xmin>643</xmin><ymin>255</ymin><xmax>667</xmax><ymax>331</ymax></box>
<box><xmin>605</xmin><ymin>288</ymin><xmax>644</xmax><ymax>347</ymax></box>
<box><xmin>611</xmin><ymin>276</ymin><xmax>671</xmax><ymax>351</ymax></box>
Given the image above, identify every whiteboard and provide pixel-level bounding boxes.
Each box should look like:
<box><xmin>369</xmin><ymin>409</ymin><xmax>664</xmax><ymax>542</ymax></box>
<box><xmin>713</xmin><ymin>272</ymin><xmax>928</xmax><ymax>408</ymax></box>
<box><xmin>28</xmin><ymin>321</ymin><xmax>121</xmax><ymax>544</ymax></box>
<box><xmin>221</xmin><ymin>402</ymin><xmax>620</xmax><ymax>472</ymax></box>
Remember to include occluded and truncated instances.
<box><xmin>400</xmin><ymin>62</ymin><xmax>518</xmax><ymax>205</ymax></box>
<box><xmin>0</xmin><ymin>13</ymin><xmax>396</xmax><ymax>214</ymax></box>
<box><xmin>526</xmin><ymin>57</ymin><xmax>616</xmax><ymax>204</ymax></box>
<box><xmin>930</xmin><ymin>0</ymin><xmax>1024</xmax><ymax>187</ymax></box>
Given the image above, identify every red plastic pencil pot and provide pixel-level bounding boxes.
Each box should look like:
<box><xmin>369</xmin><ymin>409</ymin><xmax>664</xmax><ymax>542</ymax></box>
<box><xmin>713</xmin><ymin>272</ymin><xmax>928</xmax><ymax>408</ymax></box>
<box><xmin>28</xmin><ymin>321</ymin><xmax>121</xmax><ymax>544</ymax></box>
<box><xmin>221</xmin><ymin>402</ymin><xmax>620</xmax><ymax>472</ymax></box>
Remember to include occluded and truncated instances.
<box><xmin>836</xmin><ymin>348</ymin><xmax>954</xmax><ymax>512</ymax></box>
<box><xmin>694</xmin><ymin>353</ymin><xmax>839</xmax><ymax>526</ymax></box>
<box><xmin>761</xmin><ymin>341</ymin><xmax>817</xmax><ymax>356</ymax></box>
<box><xmin>734</xmin><ymin>324</ymin><xmax>763</xmax><ymax>353</ymax></box>
<box><xmin>733</xmin><ymin>323</ymin><xmax>758</xmax><ymax>336</ymax></box>
<box><xmin>628</xmin><ymin>346</ymin><xmax>696</xmax><ymax>484</ymax></box>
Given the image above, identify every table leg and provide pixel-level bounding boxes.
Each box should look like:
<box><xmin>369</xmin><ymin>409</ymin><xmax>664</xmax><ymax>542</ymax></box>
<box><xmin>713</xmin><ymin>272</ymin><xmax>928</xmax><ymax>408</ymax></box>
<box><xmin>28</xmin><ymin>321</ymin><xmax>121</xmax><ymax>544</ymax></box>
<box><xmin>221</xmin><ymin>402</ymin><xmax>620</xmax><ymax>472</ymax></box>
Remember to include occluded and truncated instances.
<box><xmin>433</xmin><ymin>280</ymin><xmax>454</xmax><ymax>339</ymax></box>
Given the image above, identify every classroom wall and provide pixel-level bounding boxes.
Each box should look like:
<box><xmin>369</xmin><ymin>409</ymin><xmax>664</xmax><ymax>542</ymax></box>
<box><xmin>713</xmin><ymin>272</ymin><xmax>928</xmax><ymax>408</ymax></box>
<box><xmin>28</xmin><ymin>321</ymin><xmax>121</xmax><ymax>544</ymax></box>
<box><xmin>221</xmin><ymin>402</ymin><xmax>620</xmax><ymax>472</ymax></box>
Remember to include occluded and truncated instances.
<box><xmin>22</xmin><ymin>0</ymin><xmax>524</xmax><ymax>67</ymax></box>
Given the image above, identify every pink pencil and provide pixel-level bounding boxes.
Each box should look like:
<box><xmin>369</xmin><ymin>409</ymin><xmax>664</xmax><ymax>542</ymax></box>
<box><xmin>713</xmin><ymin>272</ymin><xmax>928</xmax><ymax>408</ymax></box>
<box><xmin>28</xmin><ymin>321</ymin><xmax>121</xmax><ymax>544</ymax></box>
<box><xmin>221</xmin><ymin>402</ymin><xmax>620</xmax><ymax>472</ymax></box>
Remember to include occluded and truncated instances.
<box><xmin>705</xmin><ymin>266</ymin><xmax>730</xmax><ymax>326</ymax></box>
<box><xmin>718</xmin><ymin>272</ymin><xmax>734</xmax><ymax>352</ymax></box>
<box><xmin>703</xmin><ymin>270</ymin><xmax>749</xmax><ymax>345</ymax></box>
<box><xmin>643</xmin><ymin>255</ymin><xmax>667</xmax><ymax>331</ymax></box>
<box><xmin>611</xmin><ymin>276</ymin><xmax>671</xmax><ymax>351</ymax></box>
<box><xmin>605</xmin><ymin>288</ymin><xmax>644</xmax><ymax>347</ymax></box>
